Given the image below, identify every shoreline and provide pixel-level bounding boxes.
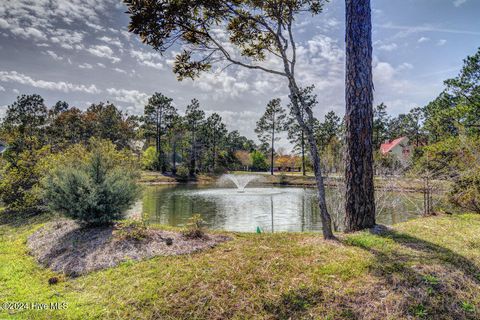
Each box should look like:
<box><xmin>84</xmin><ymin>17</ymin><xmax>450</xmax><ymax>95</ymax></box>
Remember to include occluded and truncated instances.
<box><xmin>139</xmin><ymin>171</ymin><xmax>448</xmax><ymax>193</ymax></box>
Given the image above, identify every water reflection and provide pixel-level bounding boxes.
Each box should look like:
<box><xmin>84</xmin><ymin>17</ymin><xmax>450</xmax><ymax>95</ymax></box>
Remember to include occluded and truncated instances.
<box><xmin>137</xmin><ymin>185</ymin><xmax>422</xmax><ymax>232</ymax></box>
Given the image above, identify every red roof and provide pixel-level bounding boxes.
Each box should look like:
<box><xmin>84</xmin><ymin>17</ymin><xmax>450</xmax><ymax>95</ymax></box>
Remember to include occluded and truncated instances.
<box><xmin>380</xmin><ymin>137</ymin><xmax>407</xmax><ymax>155</ymax></box>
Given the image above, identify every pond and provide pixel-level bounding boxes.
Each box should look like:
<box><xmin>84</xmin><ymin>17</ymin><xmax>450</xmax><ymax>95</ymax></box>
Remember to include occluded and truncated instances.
<box><xmin>131</xmin><ymin>183</ymin><xmax>425</xmax><ymax>233</ymax></box>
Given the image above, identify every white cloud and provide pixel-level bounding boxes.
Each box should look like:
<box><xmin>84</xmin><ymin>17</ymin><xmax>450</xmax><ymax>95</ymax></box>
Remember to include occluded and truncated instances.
<box><xmin>0</xmin><ymin>18</ymin><xmax>9</xmax><ymax>29</ymax></box>
<box><xmin>378</xmin><ymin>43</ymin><xmax>398</xmax><ymax>51</ymax></box>
<box><xmin>130</xmin><ymin>49</ymin><xmax>164</xmax><ymax>70</ymax></box>
<box><xmin>78</xmin><ymin>63</ymin><xmax>93</xmax><ymax>69</ymax></box>
<box><xmin>8</xmin><ymin>26</ymin><xmax>47</xmax><ymax>41</ymax></box>
<box><xmin>0</xmin><ymin>85</ymin><xmax>5</xmax><ymax>92</ymax></box>
<box><xmin>85</xmin><ymin>21</ymin><xmax>104</xmax><ymax>32</ymax></box>
<box><xmin>374</xmin><ymin>62</ymin><xmax>397</xmax><ymax>82</ymax></box>
<box><xmin>398</xmin><ymin>62</ymin><xmax>414</xmax><ymax>71</ymax></box>
<box><xmin>381</xmin><ymin>23</ymin><xmax>480</xmax><ymax>37</ymax></box>
<box><xmin>50</xmin><ymin>29</ymin><xmax>84</xmax><ymax>50</ymax></box>
<box><xmin>206</xmin><ymin>109</ymin><xmax>261</xmax><ymax>134</ymax></box>
<box><xmin>0</xmin><ymin>105</ymin><xmax>7</xmax><ymax>119</ymax></box>
<box><xmin>437</xmin><ymin>39</ymin><xmax>447</xmax><ymax>46</ymax></box>
<box><xmin>98</xmin><ymin>36</ymin><xmax>123</xmax><ymax>48</ymax></box>
<box><xmin>44</xmin><ymin>50</ymin><xmax>63</xmax><ymax>61</ymax></box>
<box><xmin>0</xmin><ymin>71</ymin><xmax>101</xmax><ymax>94</ymax></box>
<box><xmin>87</xmin><ymin>45</ymin><xmax>120</xmax><ymax>63</ymax></box>
<box><xmin>193</xmin><ymin>71</ymin><xmax>250</xmax><ymax>99</ymax></box>
<box><xmin>417</xmin><ymin>37</ymin><xmax>430</xmax><ymax>43</ymax></box>
<box><xmin>106</xmin><ymin>88</ymin><xmax>149</xmax><ymax>112</ymax></box>
<box><xmin>113</xmin><ymin>67</ymin><xmax>127</xmax><ymax>74</ymax></box>
<box><xmin>453</xmin><ymin>0</ymin><xmax>468</xmax><ymax>7</ymax></box>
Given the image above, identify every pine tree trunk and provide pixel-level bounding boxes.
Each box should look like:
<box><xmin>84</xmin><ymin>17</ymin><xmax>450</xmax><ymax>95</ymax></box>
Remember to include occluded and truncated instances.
<box><xmin>212</xmin><ymin>133</ymin><xmax>217</xmax><ymax>171</ymax></box>
<box><xmin>190</xmin><ymin>128</ymin><xmax>196</xmax><ymax>176</ymax></box>
<box><xmin>301</xmin><ymin>130</ymin><xmax>306</xmax><ymax>176</ymax></box>
<box><xmin>155</xmin><ymin>109</ymin><xmax>162</xmax><ymax>172</ymax></box>
<box><xmin>270</xmin><ymin>124</ymin><xmax>275</xmax><ymax>175</ymax></box>
<box><xmin>172</xmin><ymin>139</ymin><xmax>177</xmax><ymax>174</ymax></box>
<box><xmin>344</xmin><ymin>0</ymin><xmax>376</xmax><ymax>231</ymax></box>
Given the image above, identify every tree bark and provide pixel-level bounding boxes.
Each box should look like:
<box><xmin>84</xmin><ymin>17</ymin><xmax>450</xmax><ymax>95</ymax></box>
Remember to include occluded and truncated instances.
<box><xmin>155</xmin><ymin>108</ymin><xmax>162</xmax><ymax>172</ymax></box>
<box><xmin>288</xmin><ymin>80</ymin><xmax>335</xmax><ymax>240</ymax></box>
<box><xmin>344</xmin><ymin>0</ymin><xmax>376</xmax><ymax>231</ymax></box>
<box><xmin>271</xmin><ymin>120</ymin><xmax>275</xmax><ymax>175</ymax></box>
<box><xmin>301</xmin><ymin>130</ymin><xmax>306</xmax><ymax>176</ymax></box>
<box><xmin>172</xmin><ymin>138</ymin><xmax>177</xmax><ymax>174</ymax></box>
<box><xmin>212</xmin><ymin>130</ymin><xmax>217</xmax><ymax>171</ymax></box>
<box><xmin>189</xmin><ymin>127</ymin><xmax>196</xmax><ymax>176</ymax></box>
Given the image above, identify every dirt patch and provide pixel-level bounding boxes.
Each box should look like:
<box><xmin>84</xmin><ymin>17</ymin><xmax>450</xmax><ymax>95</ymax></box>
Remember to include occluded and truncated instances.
<box><xmin>27</xmin><ymin>220</ymin><xmax>230</xmax><ymax>277</ymax></box>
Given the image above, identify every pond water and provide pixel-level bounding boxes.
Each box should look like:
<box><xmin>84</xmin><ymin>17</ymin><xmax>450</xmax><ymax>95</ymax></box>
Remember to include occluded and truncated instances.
<box><xmin>131</xmin><ymin>184</ymin><xmax>424</xmax><ymax>233</ymax></box>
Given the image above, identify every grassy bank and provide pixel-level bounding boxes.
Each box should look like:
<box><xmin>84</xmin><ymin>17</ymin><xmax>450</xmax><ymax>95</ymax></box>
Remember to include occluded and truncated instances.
<box><xmin>139</xmin><ymin>171</ymin><xmax>216</xmax><ymax>185</ymax></box>
<box><xmin>1</xmin><ymin>212</ymin><xmax>479</xmax><ymax>319</ymax></box>
<box><xmin>140</xmin><ymin>170</ymin><xmax>449</xmax><ymax>193</ymax></box>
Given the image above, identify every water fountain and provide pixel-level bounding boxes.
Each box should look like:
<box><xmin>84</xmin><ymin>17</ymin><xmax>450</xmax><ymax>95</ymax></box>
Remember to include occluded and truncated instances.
<box><xmin>218</xmin><ymin>174</ymin><xmax>259</xmax><ymax>192</ymax></box>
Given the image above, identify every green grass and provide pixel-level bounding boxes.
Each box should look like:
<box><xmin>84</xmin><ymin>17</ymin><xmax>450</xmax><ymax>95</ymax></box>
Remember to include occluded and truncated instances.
<box><xmin>1</xmin><ymin>211</ymin><xmax>480</xmax><ymax>319</ymax></box>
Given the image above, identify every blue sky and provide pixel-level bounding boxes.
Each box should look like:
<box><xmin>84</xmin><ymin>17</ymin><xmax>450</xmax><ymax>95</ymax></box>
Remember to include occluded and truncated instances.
<box><xmin>0</xmin><ymin>0</ymin><xmax>479</xmax><ymax>145</ymax></box>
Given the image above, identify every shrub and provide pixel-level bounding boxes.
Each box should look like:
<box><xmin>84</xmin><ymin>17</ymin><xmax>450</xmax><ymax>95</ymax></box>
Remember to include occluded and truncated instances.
<box><xmin>251</xmin><ymin>150</ymin><xmax>268</xmax><ymax>171</ymax></box>
<box><xmin>213</xmin><ymin>166</ymin><xmax>226</xmax><ymax>175</ymax></box>
<box><xmin>141</xmin><ymin>146</ymin><xmax>158</xmax><ymax>170</ymax></box>
<box><xmin>0</xmin><ymin>144</ymin><xmax>51</xmax><ymax>212</ymax></box>
<box><xmin>450</xmin><ymin>172</ymin><xmax>480</xmax><ymax>213</ymax></box>
<box><xmin>182</xmin><ymin>214</ymin><xmax>206</xmax><ymax>239</ymax></box>
<box><xmin>278</xmin><ymin>172</ymin><xmax>288</xmax><ymax>185</ymax></box>
<box><xmin>43</xmin><ymin>142</ymin><xmax>140</xmax><ymax>226</ymax></box>
<box><xmin>176</xmin><ymin>165</ymin><xmax>190</xmax><ymax>180</ymax></box>
<box><xmin>113</xmin><ymin>220</ymin><xmax>148</xmax><ymax>241</ymax></box>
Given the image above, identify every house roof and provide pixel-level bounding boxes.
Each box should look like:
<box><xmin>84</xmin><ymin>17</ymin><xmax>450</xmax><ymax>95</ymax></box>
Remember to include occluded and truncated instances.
<box><xmin>380</xmin><ymin>137</ymin><xmax>407</xmax><ymax>154</ymax></box>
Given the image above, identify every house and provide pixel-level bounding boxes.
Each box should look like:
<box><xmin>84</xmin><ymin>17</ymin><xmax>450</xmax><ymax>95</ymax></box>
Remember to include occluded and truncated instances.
<box><xmin>380</xmin><ymin>136</ymin><xmax>412</xmax><ymax>161</ymax></box>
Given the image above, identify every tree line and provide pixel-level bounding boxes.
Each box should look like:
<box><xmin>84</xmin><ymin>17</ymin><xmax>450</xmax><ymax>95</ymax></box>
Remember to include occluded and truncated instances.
<box><xmin>140</xmin><ymin>93</ymin><xmax>259</xmax><ymax>175</ymax></box>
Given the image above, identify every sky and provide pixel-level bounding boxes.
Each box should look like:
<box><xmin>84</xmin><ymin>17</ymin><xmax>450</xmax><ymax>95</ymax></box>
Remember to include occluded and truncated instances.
<box><xmin>0</xmin><ymin>0</ymin><xmax>479</xmax><ymax>148</ymax></box>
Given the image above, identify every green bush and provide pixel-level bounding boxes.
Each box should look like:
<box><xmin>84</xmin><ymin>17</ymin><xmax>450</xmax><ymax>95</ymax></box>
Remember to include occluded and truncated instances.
<box><xmin>182</xmin><ymin>214</ymin><xmax>206</xmax><ymax>239</ymax></box>
<box><xmin>0</xmin><ymin>144</ymin><xmax>50</xmax><ymax>212</ymax></box>
<box><xmin>141</xmin><ymin>146</ymin><xmax>158</xmax><ymax>170</ymax></box>
<box><xmin>251</xmin><ymin>150</ymin><xmax>268</xmax><ymax>171</ymax></box>
<box><xmin>450</xmin><ymin>172</ymin><xmax>480</xmax><ymax>213</ymax></box>
<box><xmin>213</xmin><ymin>166</ymin><xmax>227</xmax><ymax>175</ymax></box>
<box><xmin>113</xmin><ymin>220</ymin><xmax>149</xmax><ymax>241</ymax></box>
<box><xmin>176</xmin><ymin>165</ymin><xmax>190</xmax><ymax>180</ymax></box>
<box><xmin>43</xmin><ymin>143</ymin><xmax>140</xmax><ymax>226</ymax></box>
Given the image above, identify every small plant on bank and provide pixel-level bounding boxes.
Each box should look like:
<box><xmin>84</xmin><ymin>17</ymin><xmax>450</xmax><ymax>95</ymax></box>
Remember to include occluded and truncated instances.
<box><xmin>43</xmin><ymin>141</ymin><xmax>140</xmax><ymax>226</ymax></box>
<box><xmin>182</xmin><ymin>214</ymin><xmax>206</xmax><ymax>239</ymax></box>
<box><xmin>114</xmin><ymin>220</ymin><xmax>149</xmax><ymax>241</ymax></box>
<box><xmin>278</xmin><ymin>172</ymin><xmax>288</xmax><ymax>185</ymax></box>
<box><xmin>409</xmin><ymin>303</ymin><xmax>428</xmax><ymax>318</ymax></box>
<box><xmin>422</xmin><ymin>274</ymin><xmax>440</xmax><ymax>286</ymax></box>
<box><xmin>461</xmin><ymin>301</ymin><xmax>475</xmax><ymax>313</ymax></box>
<box><xmin>175</xmin><ymin>165</ymin><xmax>190</xmax><ymax>181</ymax></box>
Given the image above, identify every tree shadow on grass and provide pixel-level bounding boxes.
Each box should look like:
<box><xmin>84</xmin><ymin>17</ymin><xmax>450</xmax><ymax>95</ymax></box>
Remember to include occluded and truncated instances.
<box><xmin>28</xmin><ymin>221</ymin><xmax>113</xmax><ymax>277</ymax></box>
<box><xmin>0</xmin><ymin>208</ymin><xmax>51</xmax><ymax>228</ymax></box>
<box><xmin>342</xmin><ymin>227</ymin><xmax>480</xmax><ymax>319</ymax></box>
